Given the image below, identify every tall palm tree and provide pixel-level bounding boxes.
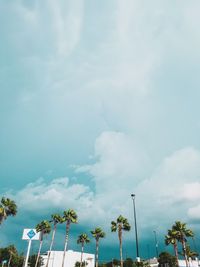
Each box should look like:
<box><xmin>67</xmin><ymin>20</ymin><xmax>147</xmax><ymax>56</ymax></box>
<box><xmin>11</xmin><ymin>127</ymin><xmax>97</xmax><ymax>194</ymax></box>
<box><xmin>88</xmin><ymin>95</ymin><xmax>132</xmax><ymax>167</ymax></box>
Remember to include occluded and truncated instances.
<box><xmin>61</xmin><ymin>209</ymin><xmax>78</xmax><ymax>267</ymax></box>
<box><xmin>165</xmin><ymin>229</ymin><xmax>179</xmax><ymax>266</ymax></box>
<box><xmin>77</xmin><ymin>233</ymin><xmax>90</xmax><ymax>267</ymax></box>
<box><xmin>35</xmin><ymin>220</ymin><xmax>51</xmax><ymax>267</ymax></box>
<box><xmin>172</xmin><ymin>221</ymin><xmax>194</xmax><ymax>267</ymax></box>
<box><xmin>90</xmin><ymin>227</ymin><xmax>105</xmax><ymax>267</ymax></box>
<box><xmin>0</xmin><ymin>197</ymin><xmax>17</xmax><ymax>225</ymax></box>
<box><xmin>111</xmin><ymin>215</ymin><xmax>131</xmax><ymax>267</ymax></box>
<box><xmin>46</xmin><ymin>214</ymin><xmax>63</xmax><ymax>267</ymax></box>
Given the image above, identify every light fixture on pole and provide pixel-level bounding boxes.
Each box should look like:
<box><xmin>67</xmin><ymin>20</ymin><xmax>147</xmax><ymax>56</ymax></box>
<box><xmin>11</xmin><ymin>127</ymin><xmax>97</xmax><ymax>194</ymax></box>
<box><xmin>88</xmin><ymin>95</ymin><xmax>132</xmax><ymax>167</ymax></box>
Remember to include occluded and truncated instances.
<box><xmin>131</xmin><ymin>194</ymin><xmax>140</xmax><ymax>262</ymax></box>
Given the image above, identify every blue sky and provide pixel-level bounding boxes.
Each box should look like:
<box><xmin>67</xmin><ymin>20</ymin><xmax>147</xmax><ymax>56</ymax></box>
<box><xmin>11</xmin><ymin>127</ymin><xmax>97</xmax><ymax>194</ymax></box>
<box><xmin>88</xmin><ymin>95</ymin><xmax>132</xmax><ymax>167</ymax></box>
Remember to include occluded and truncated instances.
<box><xmin>1</xmin><ymin>0</ymin><xmax>200</xmax><ymax>261</ymax></box>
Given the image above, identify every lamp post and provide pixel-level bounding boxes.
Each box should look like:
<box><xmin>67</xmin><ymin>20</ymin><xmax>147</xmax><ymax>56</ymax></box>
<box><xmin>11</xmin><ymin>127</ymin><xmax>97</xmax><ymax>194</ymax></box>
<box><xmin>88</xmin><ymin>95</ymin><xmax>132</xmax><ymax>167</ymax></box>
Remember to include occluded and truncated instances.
<box><xmin>131</xmin><ymin>194</ymin><xmax>140</xmax><ymax>262</ymax></box>
<box><xmin>153</xmin><ymin>230</ymin><xmax>159</xmax><ymax>259</ymax></box>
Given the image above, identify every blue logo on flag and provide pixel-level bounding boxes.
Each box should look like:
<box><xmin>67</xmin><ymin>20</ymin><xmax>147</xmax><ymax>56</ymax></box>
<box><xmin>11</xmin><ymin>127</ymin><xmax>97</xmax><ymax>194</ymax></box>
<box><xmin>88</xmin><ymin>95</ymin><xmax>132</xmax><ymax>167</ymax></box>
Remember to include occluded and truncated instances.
<box><xmin>27</xmin><ymin>229</ymin><xmax>36</xmax><ymax>239</ymax></box>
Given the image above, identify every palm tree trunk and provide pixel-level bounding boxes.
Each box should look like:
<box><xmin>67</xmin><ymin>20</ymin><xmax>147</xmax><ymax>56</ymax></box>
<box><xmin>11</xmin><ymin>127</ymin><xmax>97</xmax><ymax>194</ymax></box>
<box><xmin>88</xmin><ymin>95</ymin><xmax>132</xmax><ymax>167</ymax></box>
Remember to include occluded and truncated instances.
<box><xmin>95</xmin><ymin>239</ymin><xmax>99</xmax><ymax>267</ymax></box>
<box><xmin>118</xmin><ymin>228</ymin><xmax>123</xmax><ymax>267</ymax></box>
<box><xmin>62</xmin><ymin>222</ymin><xmax>70</xmax><ymax>267</ymax></box>
<box><xmin>80</xmin><ymin>244</ymin><xmax>84</xmax><ymax>267</ymax></box>
<box><xmin>174</xmin><ymin>243</ymin><xmax>179</xmax><ymax>267</ymax></box>
<box><xmin>46</xmin><ymin>224</ymin><xmax>57</xmax><ymax>267</ymax></box>
<box><xmin>8</xmin><ymin>253</ymin><xmax>12</xmax><ymax>267</ymax></box>
<box><xmin>182</xmin><ymin>239</ymin><xmax>188</xmax><ymax>267</ymax></box>
<box><xmin>35</xmin><ymin>239</ymin><xmax>43</xmax><ymax>267</ymax></box>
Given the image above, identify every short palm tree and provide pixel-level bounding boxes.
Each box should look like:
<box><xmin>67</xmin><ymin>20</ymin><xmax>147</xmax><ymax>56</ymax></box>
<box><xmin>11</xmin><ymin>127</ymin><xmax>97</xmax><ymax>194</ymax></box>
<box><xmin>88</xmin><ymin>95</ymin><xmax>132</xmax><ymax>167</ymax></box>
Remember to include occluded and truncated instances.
<box><xmin>62</xmin><ymin>209</ymin><xmax>78</xmax><ymax>267</ymax></box>
<box><xmin>111</xmin><ymin>215</ymin><xmax>131</xmax><ymax>267</ymax></box>
<box><xmin>77</xmin><ymin>233</ymin><xmax>90</xmax><ymax>267</ymax></box>
<box><xmin>185</xmin><ymin>245</ymin><xmax>198</xmax><ymax>260</ymax></box>
<box><xmin>7</xmin><ymin>245</ymin><xmax>17</xmax><ymax>267</ymax></box>
<box><xmin>0</xmin><ymin>197</ymin><xmax>17</xmax><ymax>225</ymax></box>
<box><xmin>172</xmin><ymin>221</ymin><xmax>194</xmax><ymax>267</ymax></box>
<box><xmin>35</xmin><ymin>220</ymin><xmax>51</xmax><ymax>267</ymax></box>
<box><xmin>90</xmin><ymin>227</ymin><xmax>105</xmax><ymax>267</ymax></box>
<box><xmin>46</xmin><ymin>214</ymin><xmax>63</xmax><ymax>267</ymax></box>
<box><xmin>165</xmin><ymin>229</ymin><xmax>179</xmax><ymax>266</ymax></box>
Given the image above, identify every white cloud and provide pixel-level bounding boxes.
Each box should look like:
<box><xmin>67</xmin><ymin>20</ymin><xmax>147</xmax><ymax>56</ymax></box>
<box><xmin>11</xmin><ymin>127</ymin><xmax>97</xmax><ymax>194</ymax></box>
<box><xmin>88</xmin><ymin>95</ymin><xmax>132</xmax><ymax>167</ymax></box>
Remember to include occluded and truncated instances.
<box><xmin>182</xmin><ymin>181</ymin><xmax>200</xmax><ymax>220</ymax></box>
<box><xmin>77</xmin><ymin>135</ymin><xmax>200</xmax><ymax>229</ymax></box>
<box><xmin>180</xmin><ymin>182</ymin><xmax>200</xmax><ymax>201</ymax></box>
<box><xmin>48</xmin><ymin>0</ymin><xmax>84</xmax><ymax>56</ymax></box>
<box><xmin>77</xmin><ymin>131</ymin><xmax>150</xmax><ymax>193</ymax></box>
<box><xmin>9</xmin><ymin>177</ymin><xmax>93</xmax><ymax>216</ymax></box>
<box><xmin>188</xmin><ymin>205</ymin><xmax>200</xmax><ymax>219</ymax></box>
<box><xmin>135</xmin><ymin>147</ymin><xmax>200</xmax><ymax>228</ymax></box>
<box><xmin>4</xmin><ymin>132</ymin><xmax>200</xmax><ymax>241</ymax></box>
<box><xmin>8</xmin><ymin>0</ymin><xmax>84</xmax><ymax>59</ymax></box>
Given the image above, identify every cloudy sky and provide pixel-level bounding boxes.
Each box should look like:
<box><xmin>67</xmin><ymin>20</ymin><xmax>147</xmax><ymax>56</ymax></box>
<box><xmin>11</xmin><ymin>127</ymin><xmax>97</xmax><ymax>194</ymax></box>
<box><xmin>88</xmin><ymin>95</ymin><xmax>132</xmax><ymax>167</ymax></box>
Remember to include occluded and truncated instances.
<box><xmin>1</xmin><ymin>0</ymin><xmax>200</xmax><ymax>261</ymax></box>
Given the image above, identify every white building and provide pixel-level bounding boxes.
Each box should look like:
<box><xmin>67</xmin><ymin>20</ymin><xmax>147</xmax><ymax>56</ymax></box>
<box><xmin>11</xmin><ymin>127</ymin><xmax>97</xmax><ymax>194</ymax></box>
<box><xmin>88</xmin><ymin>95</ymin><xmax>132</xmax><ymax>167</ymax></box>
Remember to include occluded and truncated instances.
<box><xmin>41</xmin><ymin>250</ymin><xmax>95</xmax><ymax>267</ymax></box>
<box><xmin>178</xmin><ymin>259</ymin><xmax>199</xmax><ymax>267</ymax></box>
<box><xmin>146</xmin><ymin>258</ymin><xmax>199</xmax><ymax>267</ymax></box>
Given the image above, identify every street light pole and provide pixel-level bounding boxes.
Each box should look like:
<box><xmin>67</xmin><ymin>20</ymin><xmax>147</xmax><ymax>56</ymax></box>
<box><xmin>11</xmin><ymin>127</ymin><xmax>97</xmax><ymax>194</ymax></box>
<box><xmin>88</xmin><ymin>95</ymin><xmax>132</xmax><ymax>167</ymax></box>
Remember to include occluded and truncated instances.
<box><xmin>131</xmin><ymin>194</ymin><xmax>140</xmax><ymax>262</ymax></box>
<box><xmin>153</xmin><ymin>230</ymin><xmax>159</xmax><ymax>258</ymax></box>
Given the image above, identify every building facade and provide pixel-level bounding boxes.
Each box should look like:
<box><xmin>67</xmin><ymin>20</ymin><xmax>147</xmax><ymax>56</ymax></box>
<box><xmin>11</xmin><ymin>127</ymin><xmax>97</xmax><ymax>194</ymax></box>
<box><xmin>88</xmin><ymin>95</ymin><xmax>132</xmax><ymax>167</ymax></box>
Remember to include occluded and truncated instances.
<box><xmin>41</xmin><ymin>250</ymin><xmax>95</xmax><ymax>267</ymax></box>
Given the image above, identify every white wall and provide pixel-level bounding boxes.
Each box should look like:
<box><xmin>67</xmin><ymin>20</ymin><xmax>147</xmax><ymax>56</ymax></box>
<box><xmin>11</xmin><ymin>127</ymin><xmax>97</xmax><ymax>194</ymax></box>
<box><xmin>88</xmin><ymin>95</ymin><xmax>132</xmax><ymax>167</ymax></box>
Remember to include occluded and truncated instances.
<box><xmin>178</xmin><ymin>259</ymin><xmax>199</xmax><ymax>267</ymax></box>
<box><xmin>41</xmin><ymin>250</ymin><xmax>95</xmax><ymax>267</ymax></box>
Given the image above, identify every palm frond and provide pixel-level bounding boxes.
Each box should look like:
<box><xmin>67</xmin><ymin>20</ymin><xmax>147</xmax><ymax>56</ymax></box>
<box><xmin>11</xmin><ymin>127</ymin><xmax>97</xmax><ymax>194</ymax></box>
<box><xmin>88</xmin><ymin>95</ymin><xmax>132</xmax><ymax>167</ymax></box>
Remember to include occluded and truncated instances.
<box><xmin>77</xmin><ymin>233</ymin><xmax>90</xmax><ymax>244</ymax></box>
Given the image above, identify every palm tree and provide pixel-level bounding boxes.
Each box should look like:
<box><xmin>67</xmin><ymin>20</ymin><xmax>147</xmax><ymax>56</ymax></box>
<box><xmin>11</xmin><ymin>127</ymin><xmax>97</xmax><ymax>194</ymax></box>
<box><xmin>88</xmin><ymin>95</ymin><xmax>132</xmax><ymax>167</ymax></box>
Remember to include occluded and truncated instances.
<box><xmin>61</xmin><ymin>209</ymin><xmax>78</xmax><ymax>267</ymax></box>
<box><xmin>77</xmin><ymin>233</ymin><xmax>90</xmax><ymax>267</ymax></box>
<box><xmin>111</xmin><ymin>215</ymin><xmax>131</xmax><ymax>267</ymax></box>
<box><xmin>35</xmin><ymin>220</ymin><xmax>51</xmax><ymax>267</ymax></box>
<box><xmin>46</xmin><ymin>214</ymin><xmax>63</xmax><ymax>267</ymax></box>
<box><xmin>7</xmin><ymin>245</ymin><xmax>17</xmax><ymax>267</ymax></box>
<box><xmin>172</xmin><ymin>221</ymin><xmax>194</xmax><ymax>267</ymax></box>
<box><xmin>185</xmin><ymin>245</ymin><xmax>198</xmax><ymax>260</ymax></box>
<box><xmin>165</xmin><ymin>229</ymin><xmax>179</xmax><ymax>266</ymax></box>
<box><xmin>90</xmin><ymin>227</ymin><xmax>105</xmax><ymax>267</ymax></box>
<box><xmin>178</xmin><ymin>244</ymin><xmax>199</xmax><ymax>262</ymax></box>
<box><xmin>0</xmin><ymin>197</ymin><xmax>17</xmax><ymax>225</ymax></box>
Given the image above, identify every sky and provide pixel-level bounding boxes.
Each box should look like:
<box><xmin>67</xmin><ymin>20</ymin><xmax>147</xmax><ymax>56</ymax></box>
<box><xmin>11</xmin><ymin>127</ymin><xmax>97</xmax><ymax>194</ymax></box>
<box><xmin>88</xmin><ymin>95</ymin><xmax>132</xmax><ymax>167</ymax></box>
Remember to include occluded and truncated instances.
<box><xmin>1</xmin><ymin>0</ymin><xmax>200</xmax><ymax>262</ymax></box>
